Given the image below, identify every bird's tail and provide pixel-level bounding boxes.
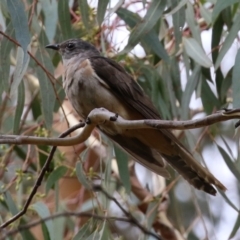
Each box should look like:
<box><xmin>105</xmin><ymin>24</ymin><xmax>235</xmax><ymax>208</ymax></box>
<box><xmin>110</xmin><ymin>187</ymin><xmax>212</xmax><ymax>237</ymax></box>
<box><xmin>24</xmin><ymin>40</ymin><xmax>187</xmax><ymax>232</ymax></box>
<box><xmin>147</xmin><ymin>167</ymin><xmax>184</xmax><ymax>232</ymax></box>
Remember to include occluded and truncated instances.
<box><xmin>163</xmin><ymin>143</ymin><xmax>226</xmax><ymax>195</ymax></box>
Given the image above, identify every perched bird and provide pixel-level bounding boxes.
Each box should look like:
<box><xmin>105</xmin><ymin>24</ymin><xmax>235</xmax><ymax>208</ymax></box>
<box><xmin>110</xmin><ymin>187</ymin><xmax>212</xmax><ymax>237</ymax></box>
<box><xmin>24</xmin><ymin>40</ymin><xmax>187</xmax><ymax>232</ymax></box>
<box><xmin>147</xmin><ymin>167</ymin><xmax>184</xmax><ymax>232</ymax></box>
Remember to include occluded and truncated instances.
<box><xmin>46</xmin><ymin>39</ymin><xmax>226</xmax><ymax>195</ymax></box>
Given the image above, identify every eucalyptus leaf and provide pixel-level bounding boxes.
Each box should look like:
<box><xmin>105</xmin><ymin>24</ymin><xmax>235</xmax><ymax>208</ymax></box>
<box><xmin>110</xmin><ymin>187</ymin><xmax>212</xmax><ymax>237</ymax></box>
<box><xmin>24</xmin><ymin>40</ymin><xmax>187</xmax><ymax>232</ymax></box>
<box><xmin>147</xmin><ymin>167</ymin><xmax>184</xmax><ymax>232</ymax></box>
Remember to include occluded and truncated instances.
<box><xmin>183</xmin><ymin>37</ymin><xmax>212</xmax><ymax>68</ymax></box>
<box><xmin>13</xmin><ymin>80</ymin><xmax>25</xmax><ymax>134</ymax></box>
<box><xmin>114</xmin><ymin>146</ymin><xmax>131</xmax><ymax>193</ymax></box>
<box><xmin>76</xmin><ymin>161</ymin><xmax>91</xmax><ymax>190</ymax></box>
<box><xmin>212</xmin><ymin>0</ymin><xmax>240</xmax><ymax>23</ymax></box>
<box><xmin>58</xmin><ymin>0</ymin><xmax>73</xmax><ymax>39</ymax></box>
<box><xmin>232</xmin><ymin>49</ymin><xmax>240</xmax><ymax>108</ymax></box>
<box><xmin>7</xmin><ymin>0</ymin><xmax>30</xmax><ymax>68</ymax></box>
<box><xmin>97</xmin><ymin>0</ymin><xmax>109</xmax><ymax>25</ymax></box>
<box><xmin>121</xmin><ymin>0</ymin><xmax>167</xmax><ymax>53</ymax></box>
<box><xmin>46</xmin><ymin>166</ymin><xmax>68</xmax><ymax>193</ymax></box>
<box><xmin>32</xmin><ymin>202</ymin><xmax>55</xmax><ymax>240</ymax></box>
<box><xmin>215</xmin><ymin>12</ymin><xmax>240</xmax><ymax>70</ymax></box>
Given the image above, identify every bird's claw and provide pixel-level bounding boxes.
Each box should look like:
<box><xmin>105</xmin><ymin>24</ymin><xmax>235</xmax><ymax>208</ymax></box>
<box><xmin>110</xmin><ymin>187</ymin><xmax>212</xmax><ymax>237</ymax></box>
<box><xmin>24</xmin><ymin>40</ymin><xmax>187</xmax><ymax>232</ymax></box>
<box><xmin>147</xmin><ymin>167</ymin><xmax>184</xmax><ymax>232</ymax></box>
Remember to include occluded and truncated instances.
<box><xmin>110</xmin><ymin>113</ymin><xmax>118</xmax><ymax>121</ymax></box>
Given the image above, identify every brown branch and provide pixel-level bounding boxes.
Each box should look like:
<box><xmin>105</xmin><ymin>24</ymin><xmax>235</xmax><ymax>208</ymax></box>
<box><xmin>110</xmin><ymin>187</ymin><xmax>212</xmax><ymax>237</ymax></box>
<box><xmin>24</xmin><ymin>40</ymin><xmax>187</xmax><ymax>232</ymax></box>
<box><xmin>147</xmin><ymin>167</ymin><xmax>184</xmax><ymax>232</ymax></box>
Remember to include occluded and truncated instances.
<box><xmin>0</xmin><ymin>122</ymin><xmax>85</xmax><ymax>229</ymax></box>
<box><xmin>94</xmin><ymin>185</ymin><xmax>161</xmax><ymax>240</ymax></box>
<box><xmin>0</xmin><ymin>212</ymin><xmax>160</xmax><ymax>240</ymax></box>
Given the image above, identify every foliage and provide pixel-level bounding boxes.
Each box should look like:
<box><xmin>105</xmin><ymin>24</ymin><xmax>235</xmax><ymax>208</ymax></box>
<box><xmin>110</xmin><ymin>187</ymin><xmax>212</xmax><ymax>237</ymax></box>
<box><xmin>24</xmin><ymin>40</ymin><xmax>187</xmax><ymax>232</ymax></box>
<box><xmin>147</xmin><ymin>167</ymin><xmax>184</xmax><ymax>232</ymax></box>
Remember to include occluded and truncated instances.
<box><xmin>0</xmin><ymin>0</ymin><xmax>240</xmax><ymax>239</ymax></box>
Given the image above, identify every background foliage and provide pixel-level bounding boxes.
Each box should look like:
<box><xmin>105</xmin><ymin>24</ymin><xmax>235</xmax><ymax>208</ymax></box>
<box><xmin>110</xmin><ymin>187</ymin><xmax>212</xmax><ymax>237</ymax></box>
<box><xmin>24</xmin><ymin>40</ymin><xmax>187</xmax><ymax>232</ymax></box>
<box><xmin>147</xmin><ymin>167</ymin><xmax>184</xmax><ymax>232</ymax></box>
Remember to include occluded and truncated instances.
<box><xmin>0</xmin><ymin>0</ymin><xmax>240</xmax><ymax>239</ymax></box>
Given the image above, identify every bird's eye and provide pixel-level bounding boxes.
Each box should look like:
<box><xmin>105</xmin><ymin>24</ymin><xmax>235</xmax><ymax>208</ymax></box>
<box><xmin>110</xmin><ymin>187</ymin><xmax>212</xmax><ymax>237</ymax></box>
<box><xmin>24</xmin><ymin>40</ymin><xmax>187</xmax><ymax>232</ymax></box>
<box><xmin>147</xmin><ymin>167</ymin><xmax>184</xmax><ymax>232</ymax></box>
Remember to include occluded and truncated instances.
<box><xmin>67</xmin><ymin>43</ymin><xmax>74</xmax><ymax>49</ymax></box>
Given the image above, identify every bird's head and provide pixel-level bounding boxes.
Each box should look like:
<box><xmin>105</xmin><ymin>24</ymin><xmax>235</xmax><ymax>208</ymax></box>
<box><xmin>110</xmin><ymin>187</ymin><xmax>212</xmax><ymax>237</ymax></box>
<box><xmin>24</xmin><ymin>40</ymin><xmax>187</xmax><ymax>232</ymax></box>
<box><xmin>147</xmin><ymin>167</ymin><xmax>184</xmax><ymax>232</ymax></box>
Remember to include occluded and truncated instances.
<box><xmin>46</xmin><ymin>38</ymin><xmax>100</xmax><ymax>60</ymax></box>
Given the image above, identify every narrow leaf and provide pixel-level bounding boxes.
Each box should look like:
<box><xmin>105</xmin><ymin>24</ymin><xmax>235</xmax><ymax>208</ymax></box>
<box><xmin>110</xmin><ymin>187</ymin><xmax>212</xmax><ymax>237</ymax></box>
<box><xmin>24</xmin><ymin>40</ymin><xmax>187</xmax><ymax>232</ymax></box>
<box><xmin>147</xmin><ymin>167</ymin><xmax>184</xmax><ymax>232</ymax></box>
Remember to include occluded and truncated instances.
<box><xmin>232</xmin><ymin>49</ymin><xmax>240</xmax><ymax>108</ymax></box>
<box><xmin>99</xmin><ymin>220</ymin><xmax>109</xmax><ymax>240</ymax></box>
<box><xmin>97</xmin><ymin>0</ymin><xmax>109</xmax><ymax>25</ymax></box>
<box><xmin>181</xmin><ymin>65</ymin><xmax>201</xmax><ymax>120</ymax></box>
<box><xmin>58</xmin><ymin>0</ymin><xmax>73</xmax><ymax>38</ymax></box>
<box><xmin>229</xmin><ymin>213</ymin><xmax>240</xmax><ymax>239</ymax></box>
<box><xmin>167</xmin><ymin>0</ymin><xmax>188</xmax><ymax>16</ymax></box>
<box><xmin>11</xmin><ymin>46</ymin><xmax>30</xmax><ymax>95</ymax></box>
<box><xmin>32</xmin><ymin>202</ymin><xmax>54</xmax><ymax>240</ymax></box>
<box><xmin>217</xmin><ymin>144</ymin><xmax>240</xmax><ymax>181</ymax></box>
<box><xmin>117</xmin><ymin>8</ymin><xmax>169</xmax><ymax>62</ymax></box>
<box><xmin>73</xmin><ymin>219</ymin><xmax>95</xmax><ymax>240</ymax></box>
<box><xmin>36</xmin><ymin>49</ymin><xmax>55</xmax><ymax>129</ymax></box>
<box><xmin>13</xmin><ymin>81</ymin><xmax>25</xmax><ymax>134</ymax></box>
<box><xmin>201</xmin><ymin>79</ymin><xmax>220</xmax><ymax>114</ymax></box>
<box><xmin>215</xmin><ymin>13</ymin><xmax>240</xmax><ymax>70</ymax></box>
<box><xmin>7</xmin><ymin>0</ymin><xmax>30</xmax><ymax>67</ymax></box>
<box><xmin>76</xmin><ymin>161</ymin><xmax>91</xmax><ymax>190</ymax></box>
<box><xmin>40</xmin><ymin>0</ymin><xmax>58</xmax><ymax>43</ymax></box>
<box><xmin>46</xmin><ymin>166</ymin><xmax>68</xmax><ymax>193</ymax></box>
<box><xmin>0</xmin><ymin>23</ymin><xmax>14</xmax><ymax>92</ymax></box>
<box><xmin>122</xmin><ymin>0</ymin><xmax>167</xmax><ymax>53</ymax></box>
<box><xmin>78</xmin><ymin>0</ymin><xmax>90</xmax><ymax>28</ymax></box>
<box><xmin>114</xmin><ymin>146</ymin><xmax>131</xmax><ymax>193</ymax></box>
<box><xmin>212</xmin><ymin>0</ymin><xmax>240</xmax><ymax>23</ymax></box>
<box><xmin>183</xmin><ymin>37</ymin><xmax>212</xmax><ymax>68</ymax></box>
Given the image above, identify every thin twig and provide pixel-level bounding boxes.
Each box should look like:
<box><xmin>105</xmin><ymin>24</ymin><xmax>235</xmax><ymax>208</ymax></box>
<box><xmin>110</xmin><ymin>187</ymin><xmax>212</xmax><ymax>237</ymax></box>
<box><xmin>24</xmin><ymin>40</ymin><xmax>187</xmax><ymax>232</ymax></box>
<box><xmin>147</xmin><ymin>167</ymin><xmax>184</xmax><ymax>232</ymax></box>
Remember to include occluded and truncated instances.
<box><xmin>0</xmin><ymin>122</ymin><xmax>85</xmax><ymax>229</ymax></box>
<box><xmin>92</xmin><ymin>185</ymin><xmax>161</xmax><ymax>240</ymax></box>
<box><xmin>0</xmin><ymin>212</ymin><xmax>159</xmax><ymax>240</ymax></box>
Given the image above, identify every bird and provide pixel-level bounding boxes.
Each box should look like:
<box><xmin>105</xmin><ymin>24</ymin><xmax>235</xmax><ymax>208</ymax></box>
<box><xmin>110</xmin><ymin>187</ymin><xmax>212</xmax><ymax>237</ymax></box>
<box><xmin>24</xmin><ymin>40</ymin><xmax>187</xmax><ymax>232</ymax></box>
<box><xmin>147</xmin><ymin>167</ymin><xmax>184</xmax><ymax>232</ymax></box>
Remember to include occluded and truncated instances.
<box><xmin>46</xmin><ymin>38</ymin><xmax>226</xmax><ymax>195</ymax></box>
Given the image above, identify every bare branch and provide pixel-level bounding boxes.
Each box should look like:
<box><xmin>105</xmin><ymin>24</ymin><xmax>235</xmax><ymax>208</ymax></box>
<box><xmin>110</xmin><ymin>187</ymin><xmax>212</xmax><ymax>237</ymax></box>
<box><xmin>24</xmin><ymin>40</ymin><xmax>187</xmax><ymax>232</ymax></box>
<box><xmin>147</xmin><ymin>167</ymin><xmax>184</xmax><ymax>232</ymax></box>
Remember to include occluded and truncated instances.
<box><xmin>0</xmin><ymin>108</ymin><xmax>239</xmax><ymax>146</ymax></box>
<box><xmin>0</xmin><ymin>122</ymin><xmax>85</xmax><ymax>229</ymax></box>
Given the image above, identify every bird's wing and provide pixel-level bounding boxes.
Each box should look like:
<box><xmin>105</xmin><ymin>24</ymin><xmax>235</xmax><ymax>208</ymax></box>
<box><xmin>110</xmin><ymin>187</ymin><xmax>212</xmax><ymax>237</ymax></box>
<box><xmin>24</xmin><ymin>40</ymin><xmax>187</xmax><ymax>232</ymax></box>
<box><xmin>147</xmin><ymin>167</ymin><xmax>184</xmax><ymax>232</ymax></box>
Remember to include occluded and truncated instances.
<box><xmin>90</xmin><ymin>56</ymin><xmax>226</xmax><ymax>194</ymax></box>
<box><xmin>90</xmin><ymin>56</ymin><xmax>161</xmax><ymax>120</ymax></box>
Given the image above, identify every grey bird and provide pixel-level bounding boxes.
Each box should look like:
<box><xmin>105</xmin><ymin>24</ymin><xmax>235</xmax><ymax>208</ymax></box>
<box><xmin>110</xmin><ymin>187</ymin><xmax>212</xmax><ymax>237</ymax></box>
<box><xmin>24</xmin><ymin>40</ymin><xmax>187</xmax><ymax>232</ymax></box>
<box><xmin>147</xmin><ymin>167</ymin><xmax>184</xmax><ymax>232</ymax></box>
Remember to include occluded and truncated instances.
<box><xmin>46</xmin><ymin>38</ymin><xmax>226</xmax><ymax>195</ymax></box>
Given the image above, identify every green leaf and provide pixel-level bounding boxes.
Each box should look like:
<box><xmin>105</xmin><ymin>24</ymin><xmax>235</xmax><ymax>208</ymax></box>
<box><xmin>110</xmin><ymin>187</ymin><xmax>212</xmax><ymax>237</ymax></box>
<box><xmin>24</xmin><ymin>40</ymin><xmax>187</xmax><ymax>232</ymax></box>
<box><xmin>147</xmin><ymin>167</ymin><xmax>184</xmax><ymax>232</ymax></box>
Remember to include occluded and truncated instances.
<box><xmin>73</xmin><ymin>219</ymin><xmax>96</xmax><ymax>240</ymax></box>
<box><xmin>212</xmin><ymin>0</ymin><xmax>240</xmax><ymax>23</ymax></box>
<box><xmin>121</xmin><ymin>0</ymin><xmax>167</xmax><ymax>53</ymax></box>
<box><xmin>6</xmin><ymin>0</ymin><xmax>30</xmax><ymax>67</ymax></box>
<box><xmin>114</xmin><ymin>146</ymin><xmax>131</xmax><ymax>193</ymax></box>
<box><xmin>40</xmin><ymin>0</ymin><xmax>58</xmax><ymax>42</ymax></box>
<box><xmin>185</xmin><ymin>2</ymin><xmax>201</xmax><ymax>43</ymax></box>
<box><xmin>217</xmin><ymin>144</ymin><xmax>240</xmax><ymax>181</ymax></box>
<box><xmin>13</xmin><ymin>81</ymin><xmax>25</xmax><ymax>134</ymax></box>
<box><xmin>58</xmin><ymin>0</ymin><xmax>73</xmax><ymax>39</ymax></box>
<box><xmin>229</xmin><ymin>213</ymin><xmax>240</xmax><ymax>239</ymax></box>
<box><xmin>3</xmin><ymin>190</ymin><xmax>18</xmax><ymax>215</ymax></box>
<box><xmin>76</xmin><ymin>161</ymin><xmax>91</xmax><ymax>190</ymax></box>
<box><xmin>232</xmin><ymin>49</ymin><xmax>240</xmax><ymax>108</ymax></box>
<box><xmin>171</xmin><ymin>0</ymin><xmax>185</xmax><ymax>52</ymax></box>
<box><xmin>0</xmin><ymin>22</ymin><xmax>14</xmax><ymax>93</ymax></box>
<box><xmin>116</xmin><ymin>8</ymin><xmax>169</xmax><ymax>62</ymax></box>
<box><xmin>36</xmin><ymin>49</ymin><xmax>55</xmax><ymax>129</ymax></box>
<box><xmin>215</xmin><ymin>12</ymin><xmax>240</xmax><ymax>70</ymax></box>
<box><xmin>97</xmin><ymin>0</ymin><xmax>109</xmax><ymax>25</ymax></box>
<box><xmin>167</xmin><ymin>0</ymin><xmax>188</xmax><ymax>16</ymax></box>
<box><xmin>11</xmin><ymin>46</ymin><xmax>30</xmax><ymax>95</ymax></box>
<box><xmin>46</xmin><ymin>166</ymin><xmax>68</xmax><ymax>193</ymax></box>
<box><xmin>201</xmin><ymin>78</ymin><xmax>220</xmax><ymax>114</ymax></box>
<box><xmin>211</xmin><ymin>15</ymin><xmax>224</xmax><ymax>64</ymax></box>
<box><xmin>183</xmin><ymin>37</ymin><xmax>212</xmax><ymax>68</ymax></box>
<box><xmin>32</xmin><ymin>202</ymin><xmax>54</xmax><ymax>240</ymax></box>
<box><xmin>218</xmin><ymin>189</ymin><xmax>239</xmax><ymax>212</ymax></box>
<box><xmin>181</xmin><ymin>65</ymin><xmax>201</xmax><ymax>119</ymax></box>
<box><xmin>199</xmin><ymin>3</ymin><xmax>212</xmax><ymax>25</ymax></box>
<box><xmin>78</xmin><ymin>0</ymin><xmax>90</xmax><ymax>28</ymax></box>
<box><xmin>99</xmin><ymin>220</ymin><xmax>109</xmax><ymax>240</ymax></box>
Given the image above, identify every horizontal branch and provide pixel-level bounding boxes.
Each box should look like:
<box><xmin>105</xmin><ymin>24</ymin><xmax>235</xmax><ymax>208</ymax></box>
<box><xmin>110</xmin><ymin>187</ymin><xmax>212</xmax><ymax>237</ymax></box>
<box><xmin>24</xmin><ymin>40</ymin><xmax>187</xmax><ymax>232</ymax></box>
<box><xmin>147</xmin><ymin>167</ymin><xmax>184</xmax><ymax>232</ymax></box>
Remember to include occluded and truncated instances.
<box><xmin>0</xmin><ymin>108</ymin><xmax>239</xmax><ymax>146</ymax></box>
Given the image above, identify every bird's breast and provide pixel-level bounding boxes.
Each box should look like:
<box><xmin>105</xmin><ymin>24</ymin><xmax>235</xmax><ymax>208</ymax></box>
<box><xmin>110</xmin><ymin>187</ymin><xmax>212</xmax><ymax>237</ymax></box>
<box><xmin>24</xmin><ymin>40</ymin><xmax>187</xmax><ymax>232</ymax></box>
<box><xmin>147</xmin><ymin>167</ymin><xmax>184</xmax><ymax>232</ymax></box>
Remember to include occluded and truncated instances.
<box><xmin>63</xmin><ymin>58</ymin><xmax>141</xmax><ymax>129</ymax></box>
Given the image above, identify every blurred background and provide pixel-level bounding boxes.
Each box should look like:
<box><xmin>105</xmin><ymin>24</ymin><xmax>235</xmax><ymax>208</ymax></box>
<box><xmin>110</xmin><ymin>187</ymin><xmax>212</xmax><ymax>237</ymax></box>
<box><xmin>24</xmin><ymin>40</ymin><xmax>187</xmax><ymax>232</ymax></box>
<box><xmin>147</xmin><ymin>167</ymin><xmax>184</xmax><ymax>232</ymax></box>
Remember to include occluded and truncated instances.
<box><xmin>0</xmin><ymin>0</ymin><xmax>240</xmax><ymax>239</ymax></box>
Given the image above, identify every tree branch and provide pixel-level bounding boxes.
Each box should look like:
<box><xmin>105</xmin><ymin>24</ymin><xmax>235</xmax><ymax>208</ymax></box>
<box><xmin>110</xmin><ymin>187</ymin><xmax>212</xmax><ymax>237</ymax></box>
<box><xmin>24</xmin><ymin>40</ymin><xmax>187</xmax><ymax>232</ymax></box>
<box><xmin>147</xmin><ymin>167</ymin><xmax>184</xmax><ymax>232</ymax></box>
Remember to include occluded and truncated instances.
<box><xmin>0</xmin><ymin>108</ymin><xmax>239</xmax><ymax>146</ymax></box>
<box><xmin>0</xmin><ymin>122</ymin><xmax>85</xmax><ymax>229</ymax></box>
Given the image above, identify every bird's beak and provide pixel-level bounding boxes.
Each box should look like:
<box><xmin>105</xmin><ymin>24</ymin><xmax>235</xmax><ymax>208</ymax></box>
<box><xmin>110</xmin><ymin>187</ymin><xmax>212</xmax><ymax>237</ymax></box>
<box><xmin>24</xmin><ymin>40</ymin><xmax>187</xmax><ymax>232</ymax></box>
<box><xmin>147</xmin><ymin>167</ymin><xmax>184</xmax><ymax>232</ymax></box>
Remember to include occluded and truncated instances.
<box><xmin>45</xmin><ymin>44</ymin><xmax>60</xmax><ymax>50</ymax></box>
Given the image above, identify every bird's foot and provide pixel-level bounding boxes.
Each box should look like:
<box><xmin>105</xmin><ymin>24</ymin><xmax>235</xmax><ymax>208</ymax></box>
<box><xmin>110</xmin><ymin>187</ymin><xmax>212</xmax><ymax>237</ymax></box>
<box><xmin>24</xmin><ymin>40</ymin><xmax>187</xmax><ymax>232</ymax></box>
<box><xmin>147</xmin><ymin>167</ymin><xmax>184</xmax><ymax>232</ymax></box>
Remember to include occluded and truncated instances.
<box><xmin>109</xmin><ymin>113</ymin><xmax>118</xmax><ymax>122</ymax></box>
